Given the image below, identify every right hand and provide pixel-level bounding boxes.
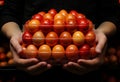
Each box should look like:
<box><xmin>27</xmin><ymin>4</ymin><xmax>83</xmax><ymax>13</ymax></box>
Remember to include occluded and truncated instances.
<box><xmin>10</xmin><ymin>32</ymin><xmax>51</xmax><ymax>75</ymax></box>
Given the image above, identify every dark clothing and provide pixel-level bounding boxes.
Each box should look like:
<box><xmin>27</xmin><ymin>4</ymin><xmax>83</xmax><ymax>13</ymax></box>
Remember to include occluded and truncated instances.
<box><xmin>0</xmin><ymin>0</ymin><xmax>120</xmax><ymax>30</ymax></box>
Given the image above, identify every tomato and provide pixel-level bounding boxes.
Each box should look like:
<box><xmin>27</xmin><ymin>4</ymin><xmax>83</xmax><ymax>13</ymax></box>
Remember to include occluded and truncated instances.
<box><xmin>6</xmin><ymin>51</ymin><xmax>13</xmax><ymax>59</ymax></box>
<box><xmin>48</xmin><ymin>8</ymin><xmax>57</xmax><ymax>17</ymax></box>
<box><xmin>38</xmin><ymin>11</ymin><xmax>46</xmax><ymax>16</ymax></box>
<box><xmin>32</xmin><ymin>31</ymin><xmax>45</xmax><ymax>46</ymax></box>
<box><xmin>85</xmin><ymin>30</ymin><xmax>96</xmax><ymax>46</ymax></box>
<box><xmin>77</xmin><ymin>18</ymin><xmax>89</xmax><ymax>34</ymax></box>
<box><xmin>66</xmin><ymin>19</ymin><xmax>77</xmax><ymax>34</ymax></box>
<box><xmin>25</xmin><ymin>44</ymin><xmax>38</xmax><ymax>58</ymax></box>
<box><xmin>65</xmin><ymin>13</ymin><xmax>76</xmax><ymax>23</ymax></box>
<box><xmin>27</xmin><ymin>19</ymin><xmax>41</xmax><ymax>34</ymax></box>
<box><xmin>79</xmin><ymin>44</ymin><xmax>90</xmax><ymax>59</ymax></box>
<box><xmin>66</xmin><ymin>44</ymin><xmax>79</xmax><ymax>61</ymax></box>
<box><xmin>0</xmin><ymin>1</ymin><xmax>4</xmax><ymax>6</ymax></box>
<box><xmin>52</xmin><ymin>44</ymin><xmax>65</xmax><ymax>60</ymax></box>
<box><xmin>43</xmin><ymin>13</ymin><xmax>54</xmax><ymax>22</ymax></box>
<box><xmin>38</xmin><ymin>44</ymin><xmax>51</xmax><ymax>61</ymax></box>
<box><xmin>87</xmin><ymin>19</ymin><xmax>94</xmax><ymax>31</ymax></box>
<box><xmin>59</xmin><ymin>9</ymin><xmax>68</xmax><ymax>17</ymax></box>
<box><xmin>77</xmin><ymin>13</ymin><xmax>86</xmax><ymax>20</ymax></box>
<box><xmin>54</xmin><ymin>19</ymin><xmax>65</xmax><ymax>35</ymax></box>
<box><xmin>46</xmin><ymin>31</ymin><xmax>58</xmax><ymax>47</ymax></box>
<box><xmin>59</xmin><ymin>31</ymin><xmax>72</xmax><ymax>47</ymax></box>
<box><xmin>0</xmin><ymin>53</ymin><xmax>6</xmax><ymax>61</ymax></box>
<box><xmin>32</xmin><ymin>14</ymin><xmax>43</xmax><ymax>22</ymax></box>
<box><xmin>22</xmin><ymin>31</ymin><xmax>32</xmax><ymax>44</ymax></box>
<box><xmin>41</xmin><ymin>19</ymin><xmax>53</xmax><ymax>35</ymax></box>
<box><xmin>54</xmin><ymin>13</ymin><xmax>65</xmax><ymax>21</ymax></box>
<box><xmin>89</xmin><ymin>45</ymin><xmax>97</xmax><ymax>58</ymax></box>
<box><xmin>72</xmin><ymin>31</ymin><xmax>85</xmax><ymax>46</ymax></box>
<box><xmin>69</xmin><ymin>10</ymin><xmax>78</xmax><ymax>18</ymax></box>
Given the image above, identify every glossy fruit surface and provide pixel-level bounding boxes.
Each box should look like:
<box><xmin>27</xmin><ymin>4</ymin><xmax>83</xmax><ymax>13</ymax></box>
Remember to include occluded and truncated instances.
<box><xmin>22</xmin><ymin>31</ymin><xmax>32</xmax><ymax>44</ymax></box>
<box><xmin>46</xmin><ymin>32</ymin><xmax>58</xmax><ymax>47</ymax></box>
<box><xmin>65</xmin><ymin>44</ymin><xmax>79</xmax><ymax>61</ymax></box>
<box><xmin>59</xmin><ymin>31</ymin><xmax>72</xmax><ymax>47</ymax></box>
<box><xmin>72</xmin><ymin>31</ymin><xmax>85</xmax><ymax>46</ymax></box>
<box><xmin>32</xmin><ymin>31</ymin><xmax>45</xmax><ymax>46</ymax></box>
<box><xmin>25</xmin><ymin>44</ymin><xmax>38</xmax><ymax>58</ymax></box>
<box><xmin>85</xmin><ymin>31</ymin><xmax>96</xmax><ymax>46</ymax></box>
<box><xmin>38</xmin><ymin>44</ymin><xmax>51</xmax><ymax>60</ymax></box>
<box><xmin>27</xmin><ymin>19</ymin><xmax>41</xmax><ymax>33</ymax></box>
<box><xmin>52</xmin><ymin>44</ymin><xmax>65</xmax><ymax>60</ymax></box>
<box><xmin>79</xmin><ymin>44</ymin><xmax>90</xmax><ymax>59</ymax></box>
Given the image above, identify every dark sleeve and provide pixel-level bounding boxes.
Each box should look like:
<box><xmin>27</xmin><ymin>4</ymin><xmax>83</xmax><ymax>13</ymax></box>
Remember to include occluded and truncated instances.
<box><xmin>0</xmin><ymin>0</ymin><xmax>25</xmax><ymax>29</ymax></box>
<box><xmin>96</xmin><ymin>0</ymin><xmax>120</xmax><ymax>31</ymax></box>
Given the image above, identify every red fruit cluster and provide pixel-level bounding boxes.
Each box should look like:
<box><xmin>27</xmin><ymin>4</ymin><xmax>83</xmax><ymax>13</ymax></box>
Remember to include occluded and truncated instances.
<box><xmin>0</xmin><ymin>0</ymin><xmax>4</xmax><ymax>6</ymax></box>
<box><xmin>21</xmin><ymin>9</ymin><xmax>97</xmax><ymax>64</ymax></box>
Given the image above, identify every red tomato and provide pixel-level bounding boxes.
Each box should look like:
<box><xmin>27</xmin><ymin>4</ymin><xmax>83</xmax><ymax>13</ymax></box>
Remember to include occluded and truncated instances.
<box><xmin>27</xmin><ymin>19</ymin><xmax>41</xmax><ymax>34</ymax></box>
<box><xmin>77</xmin><ymin>13</ymin><xmax>86</xmax><ymax>19</ymax></box>
<box><xmin>87</xmin><ymin>19</ymin><xmax>94</xmax><ymax>31</ymax></box>
<box><xmin>72</xmin><ymin>31</ymin><xmax>85</xmax><ymax>46</ymax></box>
<box><xmin>85</xmin><ymin>31</ymin><xmax>96</xmax><ymax>46</ymax></box>
<box><xmin>77</xmin><ymin>18</ymin><xmax>89</xmax><ymax>34</ymax></box>
<box><xmin>32</xmin><ymin>31</ymin><xmax>45</xmax><ymax>46</ymax></box>
<box><xmin>46</xmin><ymin>32</ymin><xmax>58</xmax><ymax>47</ymax></box>
<box><xmin>79</xmin><ymin>44</ymin><xmax>90</xmax><ymax>59</ymax></box>
<box><xmin>0</xmin><ymin>53</ymin><xmax>6</xmax><ymax>61</ymax></box>
<box><xmin>69</xmin><ymin>10</ymin><xmax>78</xmax><ymax>18</ymax></box>
<box><xmin>59</xmin><ymin>31</ymin><xmax>72</xmax><ymax>47</ymax></box>
<box><xmin>0</xmin><ymin>1</ymin><xmax>4</xmax><ymax>6</ymax></box>
<box><xmin>66</xmin><ymin>44</ymin><xmax>79</xmax><ymax>61</ymax></box>
<box><xmin>66</xmin><ymin>19</ymin><xmax>77</xmax><ymax>34</ymax></box>
<box><xmin>32</xmin><ymin>14</ymin><xmax>43</xmax><ymax>22</ymax></box>
<box><xmin>22</xmin><ymin>31</ymin><xmax>32</xmax><ymax>44</ymax></box>
<box><xmin>52</xmin><ymin>44</ymin><xmax>65</xmax><ymax>60</ymax></box>
<box><xmin>48</xmin><ymin>8</ymin><xmax>57</xmax><ymax>17</ymax></box>
<box><xmin>25</xmin><ymin>44</ymin><xmax>38</xmax><ymax>58</ymax></box>
<box><xmin>41</xmin><ymin>19</ymin><xmax>53</xmax><ymax>35</ymax></box>
<box><xmin>89</xmin><ymin>45</ymin><xmax>97</xmax><ymax>58</ymax></box>
<box><xmin>54</xmin><ymin>19</ymin><xmax>65</xmax><ymax>35</ymax></box>
<box><xmin>38</xmin><ymin>44</ymin><xmax>51</xmax><ymax>61</ymax></box>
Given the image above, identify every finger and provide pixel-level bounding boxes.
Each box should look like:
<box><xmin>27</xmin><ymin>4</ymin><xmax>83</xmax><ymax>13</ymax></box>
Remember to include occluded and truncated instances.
<box><xmin>77</xmin><ymin>57</ymin><xmax>102</xmax><ymax>67</ymax></box>
<box><xmin>96</xmin><ymin>34</ymin><xmax>107</xmax><ymax>54</ymax></box>
<box><xmin>63</xmin><ymin>62</ymin><xmax>86</xmax><ymax>70</ymax></box>
<box><xmin>10</xmin><ymin>38</ymin><xmax>22</xmax><ymax>54</ymax></box>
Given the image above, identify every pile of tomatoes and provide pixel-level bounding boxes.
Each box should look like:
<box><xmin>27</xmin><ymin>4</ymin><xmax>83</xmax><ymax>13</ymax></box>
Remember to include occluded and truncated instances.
<box><xmin>20</xmin><ymin>9</ymin><xmax>97</xmax><ymax>65</ymax></box>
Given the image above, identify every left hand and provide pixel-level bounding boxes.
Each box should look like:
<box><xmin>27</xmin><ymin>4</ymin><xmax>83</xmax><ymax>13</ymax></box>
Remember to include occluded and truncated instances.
<box><xmin>63</xmin><ymin>29</ymin><xmax>107</xmax><ymax>75</ymax></box>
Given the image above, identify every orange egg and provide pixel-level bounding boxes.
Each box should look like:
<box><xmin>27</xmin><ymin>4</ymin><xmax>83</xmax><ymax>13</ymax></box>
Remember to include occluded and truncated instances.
<box><xmin>38</xmin><ymin>44</ymin><xmax>51</xmax><ymax>61</ymax></box>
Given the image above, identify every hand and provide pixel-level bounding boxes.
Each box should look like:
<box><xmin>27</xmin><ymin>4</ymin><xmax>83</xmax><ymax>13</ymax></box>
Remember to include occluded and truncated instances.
<box><xmin>10</xmin><ymin>33</ymin><xmax>51</xmax><ymax>75</ymax></box>
<box><xmin>63</xmin><ymin>29</ymin><xmax>107</xmax><ymax>75</ymax></box>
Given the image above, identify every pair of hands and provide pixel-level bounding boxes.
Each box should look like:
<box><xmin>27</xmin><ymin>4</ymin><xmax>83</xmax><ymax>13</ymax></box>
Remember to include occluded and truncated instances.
<box><xmin>10</xmin><ymin>29</ymin><xmax>107</xmax><ymax>75</ymax></box>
